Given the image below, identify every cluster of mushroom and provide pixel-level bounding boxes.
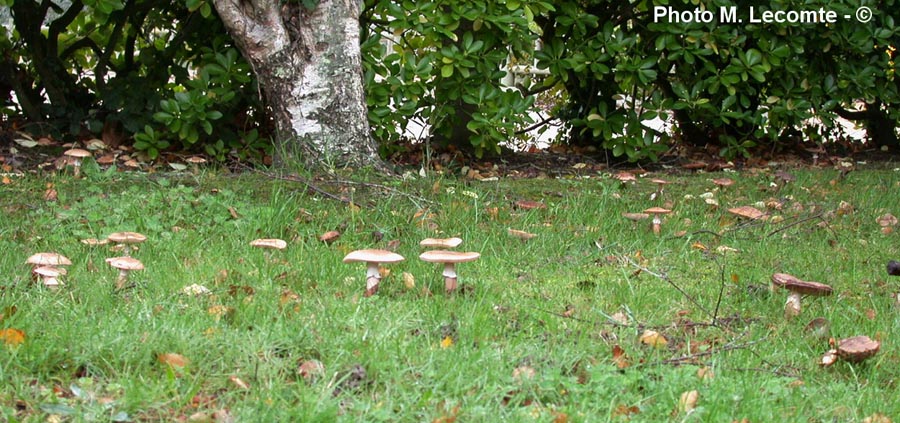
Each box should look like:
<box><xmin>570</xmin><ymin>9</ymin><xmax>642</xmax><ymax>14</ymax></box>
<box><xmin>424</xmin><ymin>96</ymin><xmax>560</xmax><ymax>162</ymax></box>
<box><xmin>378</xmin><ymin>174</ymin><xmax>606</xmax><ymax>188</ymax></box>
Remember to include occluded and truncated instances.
<box><xmin>24</xmin><ymin>231</ymin><xmax>146</xmax><ymax>290</ymax></box>
<box><xmin>342</xmin><ymin>237</ymin><xmax>480</xmax><ymax>297</ymax></box>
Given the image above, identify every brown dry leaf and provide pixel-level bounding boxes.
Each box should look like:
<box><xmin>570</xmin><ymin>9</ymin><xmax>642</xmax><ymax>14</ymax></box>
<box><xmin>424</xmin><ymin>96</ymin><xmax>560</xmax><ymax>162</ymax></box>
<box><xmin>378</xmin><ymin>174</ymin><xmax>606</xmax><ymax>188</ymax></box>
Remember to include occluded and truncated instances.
<box><xmin>158</xmin><ymin>352</ymin><xmax>189</xmax><ymax>369</ymax></box>
<box><xmin>402</xmin><ymin>272</ymin><xmax>416</xmax><ymax>289</ymax></box>
<box><xmin>386</xmin><ymin>239</ymin><xmax>401</xmax><ymax>251</ymax></box>
<box><xmin>207</xmin><ymin>305</ymin><xmax>235</xmax><ymax>322</ymax></box>
<box><xmin>697</xmin><ymin>367</ymin><xmax>714</xmax><ymax>380</ymax></box>
<box><xmin>611</xmin><ymin>344</ymin><xmax>630</xmax><ymax>369</ymax></box>
<box><xmin>43</xmin><ymin>188</ymin><xmax>57</xmax><ymax>201</ymax></box>
<box><xmin>551</xmin><ymin>410</ymin><xmax>569</xmax><ymax>423</ymax></box>
<box><xmin>298</xmin><ymin>359</ymin><xmax>325</xmax><ymax>381</ymax></box>
<box><xmin>639</xmin><ymin>330</ymin><xmax>668</xmax><ymax>348</ymax></box>
<box><xmin>280</xmin><ymin>290</ymin><xmax>301</xmax><ymax>308</ymax></box>
<box><xmin>319</xmin><ymin>230</ymin><xmax>341</xmax><ymax>244</ymax></box>
<box><xmin>836</xmin><ymin>201</ymin><xmax>854</xmax><ymax>216</ymax></box>
<box><xmin>610</xmin><ymin>311</ymin><xmax>629</xmax><ymax>325</ymax></box>
<box><xmin>679</xmin><ymin>390</ymin><xmax>699</xmax><ymax>413</ymax></box>
<box><xmin>561</xmin><ymin>305</ymin><xmax>575</xmax><ymax>318</ymax></box>
<box><xmin>229</xmin><ymin>375</ymin><xmax>250</xmax><ymax>390</ymax></box>
<box><xmin>227</xmin><ymin>206</ymin><xmax>240</xmax><ymax>219</ymax></box>
<box><xmin>431</xmin><ymin>404</ymin><xmax>460</xmax><ymax>423</ymax></box>
<box><xmin>866</xmin><ymin>309</ymin><xmax>877</xmax><ymax>320</ymax></box>
<box><xmin>0</xmin><ymin>328</ymin><xmax>25</xmax><ymax>347</ymax></box>
<box><xmin>691</xmin><ymin>241</ymin><xmax>708</xmax><ymax>251</ymax></box>
<box><xmin>1</xmin><ymin>176</ymin><xmax>10</xmax><ymax>185</ymax></box>
<box><xmin>862</xmin><ymin>413</ymin><xmax>894</xmax><ymax>423</ymax></box>
<box><xmin>514</xmin><ymin>200</ymin><xmax>547</xmax><ymax>210</ymax></box>
<box><xmin>612</xmin><ymin>404</ymin><xmax>640</xmax><ymax>418</ymax></box>
<box><xmin>877</xmin><ymin>213</ymin><xmax>898</xmax><ymax>227</ymax></box>
<box><xmin>512</xmin><ymin>365</ymin><xmax>536</xmax><ymax>383</ymax></box>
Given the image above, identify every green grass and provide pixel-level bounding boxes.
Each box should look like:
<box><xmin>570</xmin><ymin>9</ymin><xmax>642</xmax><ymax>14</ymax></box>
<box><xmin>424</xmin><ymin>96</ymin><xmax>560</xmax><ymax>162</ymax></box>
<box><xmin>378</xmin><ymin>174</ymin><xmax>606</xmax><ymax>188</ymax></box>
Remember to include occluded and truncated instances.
<box><xmin>1</xmin><ymin>165</ymin><xmax>899</xmax><ymax>422</ymax></box>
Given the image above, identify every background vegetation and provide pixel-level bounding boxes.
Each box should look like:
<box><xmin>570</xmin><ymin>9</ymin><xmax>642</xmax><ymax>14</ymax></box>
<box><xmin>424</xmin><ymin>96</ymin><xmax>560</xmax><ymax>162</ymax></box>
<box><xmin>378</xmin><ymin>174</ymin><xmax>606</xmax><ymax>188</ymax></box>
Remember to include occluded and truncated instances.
<box><xmin>1</xmin><ymin>0</ymin><xmax>898</xmax><ymax>161</ymax></box>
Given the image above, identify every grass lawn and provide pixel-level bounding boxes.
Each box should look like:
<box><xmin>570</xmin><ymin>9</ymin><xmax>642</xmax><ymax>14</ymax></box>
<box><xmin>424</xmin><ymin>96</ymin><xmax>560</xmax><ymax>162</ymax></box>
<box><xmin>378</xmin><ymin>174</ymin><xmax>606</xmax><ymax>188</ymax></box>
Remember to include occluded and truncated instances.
<box><xmin>1</xmin><ymin>162</ymin><xmax>899</xmax><ymax>421</ymax></box>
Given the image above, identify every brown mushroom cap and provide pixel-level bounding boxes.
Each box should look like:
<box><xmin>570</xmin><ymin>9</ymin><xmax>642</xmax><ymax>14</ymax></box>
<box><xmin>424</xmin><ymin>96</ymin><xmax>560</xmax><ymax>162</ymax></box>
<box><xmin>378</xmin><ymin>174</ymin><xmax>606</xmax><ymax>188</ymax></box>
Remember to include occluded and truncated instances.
<box><xmin>837</xmin><ymin>336</ymin><xmax>880</xmax><ymax>363</ymax></box>
<box><xmin>26</xmin><ymin>252</ymin><xmax>72</xmax><ymax>267</ymax></box>
<box><xmin>185</xmin><ymin>156</ymin><xmax>207</xmax><ymax>164</ymax></box>
<box><xmin>728</xmin><ymin>206</ymin><xmax>766</xmax><ymax>220</ymax></box>
<box><xmin>106</xmin><ymin>256</ymin><xmax>144</xmax><ymax>270</ymax></box>
<box><xmin>771</xmin><ymin>273</ymin><xmax>833</xmax><ymax>296</ymax></box>
<box><xmin>650</xmin><ymin>178</ymin><xmax>669</xmax><ymax>185</ymax></box>
<box><xmin>343</xmin><ymin>249</ymin><xmax>405</xmax><ymax>264</ymax></box>
<box><xmin>613</xmin><ymin>172</ymin><xmax>636</xmax><ymax>182</ymax></box>
<box><xmin>622</xmin><ymin>212</ymin><xmax>650</xmax><ymax>221</ymax></box>
<box><xmin>712</xmin><ymin>178</ymin><xmax>734</xmax><ymax>187</ymax></box>
<box><xmin>419</xmin><ymin>250</ymin><xmax>481</xmax><ymax>264</ymax></box>
<box><xmin>107</xmin><ymin>232</ymin><xmax>147</xmax><ymax>244</ymax></box>
<box><xmin>33</xmin><ymin>266</ymin><xmax>65</xmax><ymax>277</ymax></box>
<box><xmin>63</xmin><ymin>148</ymin><xmax>91</xmax><ymax>159</ymax></box>
<box><xmin>419</xmin><ymin>237</ymin><xmax>463</xmax><ymax>249</ymax></box>
<box><xmin>250</xmin><ymin>238</ymin><xmax>288</xmax><ymax>250</ymax></box>
<box><xmin>643</xmin><ymin>207</ymin><xmax>672</xmax><ymax>215</ymax></box>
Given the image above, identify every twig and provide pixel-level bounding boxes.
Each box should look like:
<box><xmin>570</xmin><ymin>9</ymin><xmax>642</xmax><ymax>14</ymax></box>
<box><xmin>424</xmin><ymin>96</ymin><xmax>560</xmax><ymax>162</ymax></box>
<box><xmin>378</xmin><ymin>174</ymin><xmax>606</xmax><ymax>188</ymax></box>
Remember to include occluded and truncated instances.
<box><xmin>765</xmin><ymin>211</ymin><xmax>827</xmax><ymax>238</ymax></box>
<box><xmin>256</xmin><ymin>169</ymin><xmax>360</xmax><ymax>207</ymax></box>
<box><xmin>644</xmin><ymin>337</ymin><xmax>769</xmax><ymax>366</ymax></box>
<box><xmin>317</xmin><ymin>178</ymin><xmax>437</xmax><ymax>208</ymax></box>
<box><xmin>621</xmin><ymin>255</ymin><xmax>715</xmax><ymax>322</ymax></box>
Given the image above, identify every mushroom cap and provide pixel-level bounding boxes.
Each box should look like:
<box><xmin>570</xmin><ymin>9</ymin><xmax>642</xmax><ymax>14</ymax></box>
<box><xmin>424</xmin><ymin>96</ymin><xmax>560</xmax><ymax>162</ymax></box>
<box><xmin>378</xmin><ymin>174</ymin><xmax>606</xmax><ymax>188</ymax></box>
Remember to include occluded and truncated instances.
<box><xmin>107</xmin><ymin>231</ymin><xmax>147</xmax><ymax>244</ymax></box>
<box><xmin>837</xmin><ymin>335</ymin><xmax>880</xmax><ymax>362</ymax></box>
<box><xmin>33</xmin><ymin>266</ymin><xmax>65</xmax><ymax>277</ymax></box>
<box><xmin>771</xmin><ymin>273</ymin><xmax>833</xmax><ymax>296</ymax></box>
<box><xmin>622</xmin><ymin>212</ymin><xmax>650</xmax><ymax>221</ymax></box>
<box><xmin>250</xmin><ymin>238</ymin><xmax>288</xmax><ymax>250</ymax></box>
<box><xmin>419</xmin><ymin>250</ymin><xmax>480</xmax><ymax>264</ymax></box>
<box><xmin>728</xmin><ymin>206</ymin><xmax>766</xmax><ymax>220</ymax></box>
<box><xmin>613</xmin><ymin>172</ymin><xmax>636</xmax><ymax>182</ymax></box>
<box><xmin>419</xmin><ymin>237</ymin><xmax>463</xmax><ymax>249</ymax></box>
<box><xmin>26</xmin><ymin>252</ymin><xmax>72</xmax><ymax>267</ymax></box>
<box><xmin>643</xmin><ymin>207</ymin><xmax>672</xmax><ymax>215</ymax></box>
<box><xmin>650</xmin><ymin>178</ymin><xmax>669</xmax><ymax>185</ymax></box>
<box><xmin>185</xmin><ymin>156</ymin><xmax>207</xmax><ymax>164</ymax></box>
<box><xmin>106</xmin><ymin>256</ymin><xmax>144</xmax><ymax>270</ymax></box>
<box><xmin>343</xmin><ymin>249</ymin><xmax>405</xmax><ymax>264</ymax></box>
<box><xmin>63</xmin><ymin>148</ymin><xmax>91</xmax><ymax>158</ymax></box>
<box><xmin>712</xmin><ymin>178</ymin><xmax>734</xmax><ymax>187</ymax></box>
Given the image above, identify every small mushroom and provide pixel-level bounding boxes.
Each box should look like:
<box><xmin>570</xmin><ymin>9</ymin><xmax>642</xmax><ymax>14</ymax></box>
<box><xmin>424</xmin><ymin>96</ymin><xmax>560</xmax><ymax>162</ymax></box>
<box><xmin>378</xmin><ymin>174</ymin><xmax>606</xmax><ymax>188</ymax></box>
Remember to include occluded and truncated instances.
<box><xmin>419</xmin><ymin>250</ymin><xmax>480</xmax><ymax>294</ymax></box>
<box><xmin>106</xmin><ymin>256</ymin><xmax>144</xmax><ymax>289</ymax></box>
<box><xmin>419</xmin><ymin>237</ymin><xmax>463</xmax><ymax>249</ymax></box>
<box><xmin>649</xmin><ymin>178</ymin><xmax>669</xmax><ymax>200</ymax></box>
<box><xmin>771</xmin><ymin>273</ymin><xmax>832</xmax><ymax>318</ymax></box>
<box><xmin>643</xmin><ymin>207</ymin><xmax>672</xmax><ymax>235</ymax></box>
<box><xmin>343</xmin><ymin>249</ymin><xmax>405</xmax><ymax>297</ymax></box>
<box><xmin>185</xmin><ymin>156</ymin><xmax>207</xmax><ymax>174</ymax></box>
<box><xmin>33</xmin><ymin>266</ymin><xmax>66</xmax><ymax>288</ymax></box>
<box><xmin>107</xmin><ymin>231</ymin><xmax>147</xmax><ymax>256</ymax></box>
<box><xmin>63</xmin><ymin>148</ymin><xmax>92</xmax><ymax>177</ymax></box>
<box><xmin>26</xmin><ymin>252</ymin><xmax>72</xmax><ymax>269</ymax></box>
<box><xmin>613</xmin><ymin>172</ymin><xmax>636</xmax><ymax>186</ymax></box>
<box><xmin>728</xmin><ymin>206</ymin><xmax>767</xmax><ymax>221</ymax></box>
<box><xmin>712</xmin><ymin>178</ymin><xmax>734</xmax><ymax>190</ymax></box>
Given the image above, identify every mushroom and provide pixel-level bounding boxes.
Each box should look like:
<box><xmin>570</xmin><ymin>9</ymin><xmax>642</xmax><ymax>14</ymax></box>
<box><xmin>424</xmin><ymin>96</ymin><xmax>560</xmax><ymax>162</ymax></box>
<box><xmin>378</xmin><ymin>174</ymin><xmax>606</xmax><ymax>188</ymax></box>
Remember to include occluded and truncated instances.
<box><xmin>26</xmin><ymin>252</ymin><xmax>72</xmax><ymax>269</ymax></box>
<box><xmin>107</xmin><ymin>231</ymin><xmax>147</xmax><ymax>256</ymax></box>
<box><xmin>63</xmin><ymin>148</ymin><xmax>91</xmax><ymax>177</ymax></box>
<box><xmin>613</xmin><ymin>172</ymin><xmax>636</xmax><ymax>186</ymax></box>
<box><xmin>185</xmin><ymin>156</ymin><xmax>207</xmax><ymax>174</ymax></box>
<box><xmin>643</xmin><ymin>207</ymin><xmax>671</xmax><ymax>235</ymax></box>
<box><xmin>106</xmin><ymin>256</ymin><xmax>144</xmax><ymax>289</ymax></box>
<box><xmin>836</xmin><ymin>335</ymin><xmax>880</xmax><ymax>363</ymax></box>
<box><xmin>712</xmin><ymin>178</ymin><xmax>734</xmax><ymax>191</ymax></box>
<box><xmin>728</xmin><ymin>206</ymin><xmax>767</xmax><ymax>221</ymax></box>
<box><xmin>419</xmin><ymin>237</ymin><xmax>463</xmax><ymax>249</ymax></box>
<box><xmin>419</xmin><ymin>250</ymin><xmax>480</xmax><ymax>294</ymax></box>
<box><xmin>771</xmin><ymin>273</ymin><xmax>832</xmax><ymax>318</ymax></box>
<box><xmin>343</xmin><ymin>249</ymin><xmax>405</xmax><ymax>297</ymax></box>
<box><xmin>33</xmin><ymin>266</ymin><xmax>66</xmax><ymax>288</ymax></box>
<box><xmin>250</xmin><ymin>238</ymin><xmax>288</xmax><ymax>250</ymax></box>
<box><xmin>649</xmin><ymin>178</ymin><xmax>669</xmax><ymax>200</ymax></box>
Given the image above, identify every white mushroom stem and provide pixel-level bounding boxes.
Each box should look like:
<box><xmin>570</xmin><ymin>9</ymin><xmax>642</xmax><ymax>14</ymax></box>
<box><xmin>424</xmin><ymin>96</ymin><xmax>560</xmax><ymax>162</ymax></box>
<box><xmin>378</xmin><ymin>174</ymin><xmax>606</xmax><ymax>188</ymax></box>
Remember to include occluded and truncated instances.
<box><xmin>116</xmin><ymin>269</ymin><xmax>131</xmax><ymax>290</ymax></box>
<box><xmin>784</xmin><ymin>292</ymin><xmax>802</xmax><ymax>318</ymax></box>
<box><xmin>442</xmin><ymin>264</ymin><xmax>459</xmax><ymax>293</ymax></box>
<box><xmin>40</xmin><ymin>275</ymin><xmax>61</xmax><ymax>288</ymax></box>
<box><xmin>651</xmin><ymin>216</ymin><xmax>662</xmax><ymax>234</ymax></box>
<box><xmin>364</xmin><ymin>262</ymin><xmax>381</xmax><ymax>297</ymax></box>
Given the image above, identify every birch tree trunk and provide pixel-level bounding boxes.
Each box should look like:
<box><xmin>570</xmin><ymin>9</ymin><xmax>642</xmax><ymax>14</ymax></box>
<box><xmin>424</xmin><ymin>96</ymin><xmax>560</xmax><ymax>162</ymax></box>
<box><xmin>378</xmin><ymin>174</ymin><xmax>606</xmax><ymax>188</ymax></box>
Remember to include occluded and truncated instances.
<box><xmin>212</xmin><ymin>0</ymin><xmax>387</xmax><ymax>172</ymax></box>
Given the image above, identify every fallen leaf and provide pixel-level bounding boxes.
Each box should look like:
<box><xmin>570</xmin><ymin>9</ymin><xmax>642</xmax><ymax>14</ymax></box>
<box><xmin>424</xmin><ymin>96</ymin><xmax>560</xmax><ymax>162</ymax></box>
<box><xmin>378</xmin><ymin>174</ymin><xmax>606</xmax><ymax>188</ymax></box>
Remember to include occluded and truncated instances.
<box><xmin>639</xmin><ymin>330</ymin><xmax>668</xmax><ymax>348</ymax></box>
<box><xmin>877</xmin><ymin>213</ymin><xmax>898</xmax><ymax>227</ymax></box>
<box><xmin>691</xmin><ymin>242</ymin><xmax>708</xmax><ymax>251</ymax></box>
<box><xmin>514</xmin><ymin>200</ymin><xmax>546</xmax><ymax>210</ymax></box>
<box><xmin>402</xmin><ymin>272</ymin><xmax>416</xmax><ymax>289</ymax></box>
<box><xmin>561</xmin><ymin>305</ymin><xmax>575</xmax><ymax>318</ymax></box>
<box><xmin>507</xmin><ymin>228</ymin><xmax>536</xmax><ymax>240</ymax></box>
<box><xmin>512</xmin><ymin>365</ymin><xmax>536</xmax><ymax>382</ymax></box>
<box><xmin>43</xmin><ymin>188</ymin><xmax>57</xmax><ymax>201</ymax></box>
<box><xmin>610</xmin><ymin>311</ymin><xmax>629</xmax><ymax>325</ymax></box>
<box><xmin>1</xmin><ymin>176</ymin><xmax>10</xmax><ymax>185</ymax></box>
<box><xmin>319</xmin><ymin>230</ymin><xmax>341</xmax><ymax>244</ymax></box>
<box><xmin>679</xmin><ymin>390</ymin><xmax>699</xmax><ymax>413</ymax></box>
<box><xmin>227</xmin><ymin>206</ymin><xmax>240</xmax><ymax>219</ymax></box>
<box><xmin>229</xmin><ymin>375</ymin><xmax>250</xmax><ymax>390</ymax></box>
<box><xmin>158</xmin><ymin>353</ymin><xmax>189</xmax><ymax>369</ymax></box>
<box><xmin>696</xmin><ymin>367</ymin><xmax>714</xmax><ymax>380</ymax></box>
<box><xmin>866</xmin><ymin>309</ymin><xmax>877</xmax><ymax>320</ymax></box>
<box><xmin>298</xmin><ymin>359</ymin><xmax>325</xmax><ymax>381</ymax></box>
<box><xmin>611</xmin><ymin>344</ymin><xmax>630</xmax><ymax>369</ymax></box>
<box><xmin>0</xmin><ymin>328</ymin><xmax>25</xmax><ymax>346</ymax></box>
<box><xmin>612</xmin><ymin>404</ymin><xmax>640</xmax><ymax>417</ymax></box>
<box><xmin>862</xmin><ymin>413</ymin><xmax>893</xmax><ymax>423</ymax></box>
<box><xmin>440</xmin><ymin>335</ymin><xmax>454</xmax><ymax>349</ymax></box>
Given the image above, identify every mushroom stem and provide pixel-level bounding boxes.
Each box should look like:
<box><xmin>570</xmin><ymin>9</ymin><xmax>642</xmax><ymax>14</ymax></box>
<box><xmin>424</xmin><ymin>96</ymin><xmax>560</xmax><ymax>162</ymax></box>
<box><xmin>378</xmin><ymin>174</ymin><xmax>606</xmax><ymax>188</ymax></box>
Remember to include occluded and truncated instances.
<box><xmin>116</xmin><ymin>269</ymin><xmax>130</xmax><ymax>290</ymax></box>
<box><xmin>785</xmin><ymin>292</ymin><xmax>802</xmax><ymax>318</ymax></box>
<box><xmin>442</xmin><ymin>264</ymin><xmax>458</xmax><ymax>293</ymax></box>
<box><xmin>364</xmin><ymin>263</ymin><xmax>381</xmax><ymax>297</ymax></box>
<box><xmin>651</xmin><ymin>216</ymin><xmax>662</xmax><ymax>234</ymax></box>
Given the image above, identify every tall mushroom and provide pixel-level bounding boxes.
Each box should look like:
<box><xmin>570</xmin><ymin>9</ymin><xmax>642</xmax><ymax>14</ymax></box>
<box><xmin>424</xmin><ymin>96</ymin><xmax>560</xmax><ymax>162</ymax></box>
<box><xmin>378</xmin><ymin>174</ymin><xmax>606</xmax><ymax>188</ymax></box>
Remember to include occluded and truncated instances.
<box><xmin>419</xmin><ymin>250</ymin><xmax>481</xmax><ymax>294</ymax></box>
<box><xmin>107</xmin><ymin>232</ymin><xmax>147</xmax><ymax>256</ymax></box>
<box><xmin>343</xmin><ymin>249</ymin><xmax>405</xmax><ymax>297</ymax></box>
<box><xmin>419</xmin><ymin>237</ymin><xmax>463</xmax><ymax>249</ymax></box>
<box><xmin>106</xmin><ymin>256</ymin><xmax>144</xmax><ymax>290</ymax></box>
<box><xmin>771</xmin><ymin>273</ymin><xmax>832</xmax><ymax>318</ymax></box>
<box><xmin>649</xmin><ymin>178</ymin><xmax>669</xmax><ymax>201</ymax></box>
<box><xmin>63</xmin><ymin>148</ymin><xmax>92</xmax><ymax>177</ymax></box>
<box><xmin>644</xmin><ymin>207</ymin><xmax>672</xmax><ymax>235</ymax></box>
